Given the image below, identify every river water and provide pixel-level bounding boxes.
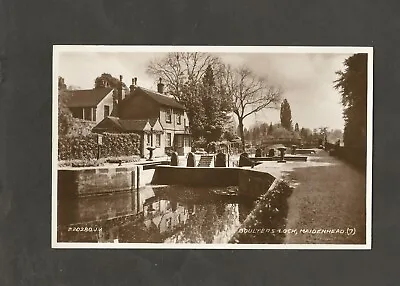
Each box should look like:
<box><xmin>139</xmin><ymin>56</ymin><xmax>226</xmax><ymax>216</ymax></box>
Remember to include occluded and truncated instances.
<box><xmin>57</xmin><ymin>185</ymin><xmax>254</xmax><ymax>244</ymax></box>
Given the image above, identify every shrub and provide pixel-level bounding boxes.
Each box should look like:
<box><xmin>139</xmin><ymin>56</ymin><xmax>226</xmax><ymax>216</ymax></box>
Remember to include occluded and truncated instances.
<box><xmin>192</xmin><ymin>137</ymin><xmax>207</xmax><ymax>149</ymax></box>
<box><xmin>230</xmin><ymin>181</ymin><xmax>293</xmax><ymax>244</ymax></box>
<box><xmin>271</xmin><ymin>127</ymin><xmax>294</xmax><ymax>139</ymax></box>
<box><xmin>68</xmin><ymin>119</ymin><xmax>97</xmax><ymax>137</ymax></box>
<box><xmin>100</xmin><ymin>133</ymin><xmax>141</xmax><ymax>158</ymax></box>
<box><xmin>326</xmin><ymin>144</ymin><xmax>366</xmax><ymax>171</ymax></box>
<box><xmin>58</xmin><ymin>133</ymin><xmax>140</xmax><ymax>161</ymax></box>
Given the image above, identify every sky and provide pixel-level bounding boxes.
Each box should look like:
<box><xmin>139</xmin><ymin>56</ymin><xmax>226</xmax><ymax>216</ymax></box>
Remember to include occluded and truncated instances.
<box><xmin>57</xmin><ymin>51</ymin><xmax>352</xmax><ymax>130</ymax></box>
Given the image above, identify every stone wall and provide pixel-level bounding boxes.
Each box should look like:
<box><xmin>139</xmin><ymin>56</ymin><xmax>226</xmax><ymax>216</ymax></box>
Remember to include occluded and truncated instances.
<box><xmin>238</xmin><ymin>169</ymin><xmax>276</xmax><ymax>198</ymax></box>
<box><xmin>152</xmin><ymin>166</ymin><xmax>277</xmax><ymax>199</ymax></box>
<box><xmin>58</xmin><ymin>166</ymin><xmax>137</xmax><ymax>197</ymax></box>
<box><xmin>58</xmin><ymin>165</ymin><xmax>277</xmax><ymax>199</ymax></box>
<box><xmin>58</xmin><ymin>164</ymin><xmax>162</xmax><ymax>198</ymax></box>
<box><xmin>152</xmin><ymin>166</ymin><xmax>241</xmax><ymax>186</ymax></box>
<box><xmin>248</xmin><ymin>156</ymin><xmax>308</xmax><ymax>162</ymax></box>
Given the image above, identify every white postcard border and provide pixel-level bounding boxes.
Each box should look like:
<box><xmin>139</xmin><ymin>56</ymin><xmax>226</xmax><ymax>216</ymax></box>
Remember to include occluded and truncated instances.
<box><xmin>52</xmin><ymin>45</ymin><xmax>373</xmax><ymax>250</ymax></box>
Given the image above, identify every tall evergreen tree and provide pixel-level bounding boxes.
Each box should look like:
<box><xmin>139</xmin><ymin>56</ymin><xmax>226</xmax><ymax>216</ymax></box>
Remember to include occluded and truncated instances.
<box><xmin>180</xmin><ymin>79</ymin><xmax>206</xmax><ymax>139</ymax></box>
<box><xmin>147</xmin><ymin>54</ymin><xmax>231</xmax><ymax>142</ymax></box>
<box><xmin>200</xmin><ymin>65</ymin><xmax>227</xmax><ymax>142</ymax></box>
<box><xmin>202</xmin><ymin>65</ymin><xmax>215</xmax><ymax>87</ymax></box>
<box><xmin>280</xmin><ymin>99</ymin><xmax>293</xmax><ymax>130</ymax></box>
<box><xmin>294</xmin><ymin>122</ymin><xmax>299</xmax><ymax>132</ymax></box>
<box><xmin>334</xmin><ymin>53</ymin><xmax>367</xmax><ymax>149</ymax></box>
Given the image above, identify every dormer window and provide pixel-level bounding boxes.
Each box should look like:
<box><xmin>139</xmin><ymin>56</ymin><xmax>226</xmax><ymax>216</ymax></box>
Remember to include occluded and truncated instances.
<box><xmin>177</xmin><ymin>113</ymin><xmax>182</xmax><ymax>125</ymax></box>
<box><xmin>166</xmin><ymin>108</ymin><xmax>172</xmax><ymax>123</ymax></box>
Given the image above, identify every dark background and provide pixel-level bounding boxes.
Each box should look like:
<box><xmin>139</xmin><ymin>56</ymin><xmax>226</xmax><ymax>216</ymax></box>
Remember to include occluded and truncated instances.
<box><xmin>0</xmin><ymin>0</ymin><xmax>398</xmax><ymax>285</ymax></box>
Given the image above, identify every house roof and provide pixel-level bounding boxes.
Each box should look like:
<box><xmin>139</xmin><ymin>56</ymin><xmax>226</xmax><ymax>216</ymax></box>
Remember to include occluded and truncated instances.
<box><xmin>64</xmin><ymin>87</ymin><xmax>114</xmax><ymax>108</ymax></box>
<box><xmin>135</xmin><ymin>87</ymin><xmax>185</xmax><ymax>110</ymax></box>
<box><xmin>93</xmin><ymin>116</ymin><xmax>163</xmax><ymax>133</ymax></box>
<box><xmin>149</xmin><ymin>118</ymin><xmax>164</xmax><ymax>132</ymax></box>
<box><xmin>109</xmin><ymin>117</ymin><xmax>151</xmax><ymax>131</ymax></box>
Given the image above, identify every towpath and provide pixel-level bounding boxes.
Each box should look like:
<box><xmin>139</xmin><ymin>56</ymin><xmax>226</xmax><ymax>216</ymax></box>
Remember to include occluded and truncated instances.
<box><xmin>255</xmin><ymin>150</ymin><xmax>367</xmax><ymax>244</ymax></box>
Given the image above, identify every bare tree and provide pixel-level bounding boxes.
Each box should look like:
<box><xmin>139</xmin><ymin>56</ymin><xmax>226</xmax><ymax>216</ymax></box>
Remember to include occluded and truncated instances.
<box><xmin>147</xmin><ymin>52</ymin><xmax>222</xmax><ymax>99</ymax></box>
<box><xmin>147</xmin><ymin>52</ymin><xmax>230</xmax><ymax>141</ymax></box>
<box><xmin>224</xmin><ymin>65</ymin><xmax>283</xmax><ymax>150</ymax></box>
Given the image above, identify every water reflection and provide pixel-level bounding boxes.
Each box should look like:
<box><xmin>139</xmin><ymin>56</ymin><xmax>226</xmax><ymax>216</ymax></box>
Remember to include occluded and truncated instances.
<box><xmin>57</xmin><ymin>185</ymin><xmax>253</xmax><ymax>244</ymax></box>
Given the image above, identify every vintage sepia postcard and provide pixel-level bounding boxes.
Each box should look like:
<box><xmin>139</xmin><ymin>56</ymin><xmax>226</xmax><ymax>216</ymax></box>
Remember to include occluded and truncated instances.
<box><xmin>52</xmin><ymin>45</ymin><xmax>373</xmax><ymax>249</ymax></box>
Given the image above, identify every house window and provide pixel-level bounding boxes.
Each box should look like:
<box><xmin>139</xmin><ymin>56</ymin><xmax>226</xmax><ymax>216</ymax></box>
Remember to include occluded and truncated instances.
<box><xmin>184</xmin><ymin>118</ymin><xmax>186</xmax><ymax>127</ymax></box>
<box><xmin>184</xmin><ymin>136</ymin><xmax>190</xmax><ymax>147</ymax></box>
<box><xmin>177</xmin><ymin>135</ymin><xmax>183</xmax><ymax>147</ymax></box>
<box><xmin>84</xmin><ymin>107</ymin><xmax>92</xmax><ymax>121</ymax></box>
<box><xmin>72</xmin><ymin>108</ymin><xmax>83</xmax><ymax>119</ymax></box>
<box><xmin>166</xmin><ymin>109</ymin><xmax>172</xmax><ymax>123</ymax></box>
<box><xmin>147</xmin><ymin>134</ymin><xmax>151</xmax><ymax>146</ymax></box>
<box><xmin>177</xmin><ymin>113</ymin><xmax>181</xmax><ymax>125</ymax></box>
<box><xmin>156</xmin><ymin>134</ymin><xmax>161</xmax><ymax>147</ymax></box>
<box><xmin>166</xmin><ymin>133</ymin><xmax>171</xmax><ymax>147</ymax></box>
<box><xmin>104</xmin><ymin>105</ymin><xmax>110</xmax><ymax>118</ymax></box>
<box><xmin>93</xmin><ymin>108</ymin><xmax>96</xmax><ymax>121</ymax></box>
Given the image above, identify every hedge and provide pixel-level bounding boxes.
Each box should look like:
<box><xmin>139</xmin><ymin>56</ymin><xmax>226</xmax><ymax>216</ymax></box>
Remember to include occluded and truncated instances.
<box><xmin>58</xmin><ymin>133</ymin><xmax>141</xmax><ymax>161</ymax></box>
<box><xmin>325</xmin><ymin>143</ymin><xmax>366</xmax><ymax>171</ymax></box>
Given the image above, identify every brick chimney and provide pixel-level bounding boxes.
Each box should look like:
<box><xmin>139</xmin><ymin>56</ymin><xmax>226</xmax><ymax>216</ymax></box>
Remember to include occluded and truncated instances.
<box><xmin>130</xmin><ymin>77</ymin><xmax>137</xmax><ymax>93</ymax></box>
<box><xmin>111</xmin><ymin>89</ymin><xmax>119</xmax><ymax>117</ymax></box>
<box><xmin>118</xmin><ymin>75</ymin><xmax>123</xmax><ymax>102</ymax></box>
<box><xmin>157</xmin><ymin>77</ymin><xmax>164</xmax><ymax>94</ymax></box>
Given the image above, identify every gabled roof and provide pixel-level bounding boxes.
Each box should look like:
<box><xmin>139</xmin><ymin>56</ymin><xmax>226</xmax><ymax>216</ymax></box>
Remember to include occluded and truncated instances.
<box><xmin>135</xmin><ymin>87</ymin><xmax>185</xmax><ymax>110</ymax></box>
<box><xmin>64</xmin><ymin>87</ymin><xmax>114</xmax><ymax>108</ymax></box>
<box><xmin>113</xmin><ymin>117</ymin><xmax>151</xmax><ymax>131</ymax></box>
<box><xmin>93</xmin><ymin>116</ymin><xmax>163</xmax><ymax>133</ymax></box>
<box><xmin>149</xmin><ymin>118</ymin><xmax>164</xmax><ymax>132</ymax></box>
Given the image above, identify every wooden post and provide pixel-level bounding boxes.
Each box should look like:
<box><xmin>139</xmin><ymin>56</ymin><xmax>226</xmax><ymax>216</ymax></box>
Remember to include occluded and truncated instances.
<box><xmin>97</xmin><ymin>134</ymin><xmax>103</xmax><ymax>160</ymax></box>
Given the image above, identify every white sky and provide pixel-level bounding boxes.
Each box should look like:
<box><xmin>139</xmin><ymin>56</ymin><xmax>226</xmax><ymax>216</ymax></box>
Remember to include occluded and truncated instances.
<box><xmin>58</xmin><ymin>51</ymin><xmax>352</xmax><ymax>130</ymax></box>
